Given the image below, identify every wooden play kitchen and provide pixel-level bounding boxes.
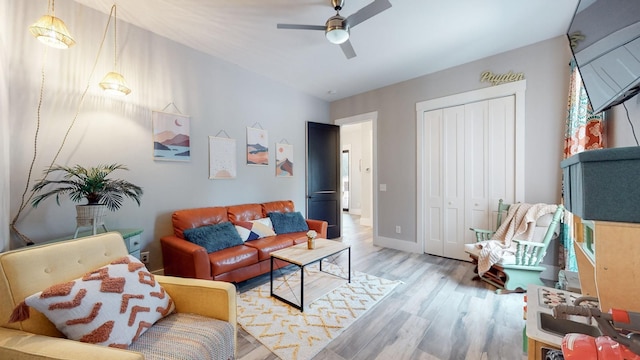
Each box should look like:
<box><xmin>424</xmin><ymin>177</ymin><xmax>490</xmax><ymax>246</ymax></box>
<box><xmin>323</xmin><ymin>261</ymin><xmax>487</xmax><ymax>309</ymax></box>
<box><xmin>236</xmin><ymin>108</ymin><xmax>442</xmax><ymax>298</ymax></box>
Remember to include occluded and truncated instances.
<box><xmin>525</xmin><ymin>147</ymin><xmax>640</xmax><ymax>359</ymax></box>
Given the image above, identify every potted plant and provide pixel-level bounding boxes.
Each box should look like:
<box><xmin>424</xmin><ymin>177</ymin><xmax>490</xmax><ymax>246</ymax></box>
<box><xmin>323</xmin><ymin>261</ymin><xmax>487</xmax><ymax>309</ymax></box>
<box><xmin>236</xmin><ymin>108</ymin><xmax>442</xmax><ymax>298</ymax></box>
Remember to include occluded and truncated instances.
<box><xmin>31</xmin><ymin>164</ymin><xmax>143</xmax><ymax>234</ymax></box>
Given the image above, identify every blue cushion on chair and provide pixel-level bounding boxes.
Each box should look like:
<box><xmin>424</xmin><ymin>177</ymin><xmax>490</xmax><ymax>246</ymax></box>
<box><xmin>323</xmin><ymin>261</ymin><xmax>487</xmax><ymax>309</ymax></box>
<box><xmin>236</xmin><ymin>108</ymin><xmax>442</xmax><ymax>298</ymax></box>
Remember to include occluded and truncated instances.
<box><xmin>268</xmin><ymin>211</ymin><xmax>309</xmax><ymax>234</ymax></box>
<box><xmin>183</xmin><ymin>221</ymin><xmax>244</xmax><ymax>253</ymax></box>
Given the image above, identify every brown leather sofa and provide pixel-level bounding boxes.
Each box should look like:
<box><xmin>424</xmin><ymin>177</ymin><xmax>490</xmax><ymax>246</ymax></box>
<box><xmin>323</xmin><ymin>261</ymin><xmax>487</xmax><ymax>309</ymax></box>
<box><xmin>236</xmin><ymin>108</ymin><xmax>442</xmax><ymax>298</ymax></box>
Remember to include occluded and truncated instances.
<box><xmin>160</xmin><ymin>200</ymin><xmax>328</xmax><ymax>283</ymax></box>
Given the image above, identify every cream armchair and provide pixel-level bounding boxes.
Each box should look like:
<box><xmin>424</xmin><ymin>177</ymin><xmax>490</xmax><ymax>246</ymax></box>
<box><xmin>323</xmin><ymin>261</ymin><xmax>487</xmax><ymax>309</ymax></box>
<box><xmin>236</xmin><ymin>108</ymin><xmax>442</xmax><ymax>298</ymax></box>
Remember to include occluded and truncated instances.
<box><xmin>0</xmin><ymin>232</ymin><xmax>236</xmax><ymax>359</ymax></box>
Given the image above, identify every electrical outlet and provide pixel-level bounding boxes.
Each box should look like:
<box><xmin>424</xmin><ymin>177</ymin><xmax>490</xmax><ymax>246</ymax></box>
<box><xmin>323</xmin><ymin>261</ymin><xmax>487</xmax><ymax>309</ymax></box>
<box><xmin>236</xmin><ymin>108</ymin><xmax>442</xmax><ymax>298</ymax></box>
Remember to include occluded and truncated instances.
<box><xmin>395</xmin><ymin>226</ymin><xmax>401</xmax><ymax>234</ymax></box>
<box><xmin>140</xmin><ymin>251</ymin><xmax>150</xmax><ymax>264</ymax></box>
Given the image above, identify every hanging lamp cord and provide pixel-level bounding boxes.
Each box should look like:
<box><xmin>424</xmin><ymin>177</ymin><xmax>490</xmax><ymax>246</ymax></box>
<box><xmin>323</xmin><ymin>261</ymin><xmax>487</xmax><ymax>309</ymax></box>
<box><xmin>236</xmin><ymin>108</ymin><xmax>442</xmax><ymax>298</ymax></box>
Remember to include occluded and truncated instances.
<box><xmin>10</xmin><ymin>5</ymin><xmax>117</xmax><ymax>245</ymax></box>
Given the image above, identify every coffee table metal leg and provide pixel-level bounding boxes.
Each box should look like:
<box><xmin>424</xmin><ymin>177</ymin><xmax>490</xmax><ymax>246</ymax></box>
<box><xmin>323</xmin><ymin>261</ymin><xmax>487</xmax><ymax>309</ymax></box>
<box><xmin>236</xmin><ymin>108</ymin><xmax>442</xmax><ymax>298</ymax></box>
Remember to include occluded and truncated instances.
<box><xmin>270</xmin><ymin>256</ymin><xmax>274</xmax><ymax>296</ymax></box>
<box><xmin>348</xmin><ymin>247</ymin><xmax>351</xmax><ymax>283</ymax></box>
<box><xmin>300</xmin><ymin>264</ymin><xmax>304</xmax><ymax>311</ymax></box>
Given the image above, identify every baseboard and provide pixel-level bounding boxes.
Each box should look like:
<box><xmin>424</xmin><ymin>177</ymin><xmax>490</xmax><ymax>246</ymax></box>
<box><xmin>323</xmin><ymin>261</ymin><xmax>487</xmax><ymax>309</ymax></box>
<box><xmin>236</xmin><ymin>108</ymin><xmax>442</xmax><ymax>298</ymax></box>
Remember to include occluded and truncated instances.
<box><xmin>374</xmin><ymin>235</ymin><xmax>422</xmax><ymax>253</ymax></box>
<box><xmin>359</xmin><ymin>217</ymin><xmax>372</xmax><ymax>226</ymax></box>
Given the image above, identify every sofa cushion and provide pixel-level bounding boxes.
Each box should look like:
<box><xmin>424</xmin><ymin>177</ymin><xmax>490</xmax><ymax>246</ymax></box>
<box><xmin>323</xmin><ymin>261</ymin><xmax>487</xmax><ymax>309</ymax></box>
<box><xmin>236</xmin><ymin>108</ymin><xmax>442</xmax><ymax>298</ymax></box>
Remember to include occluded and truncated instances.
<box><xmin>262</xmin><ymin>200</ymin><xmax>295</xmax><ymax>215</ymax></box>
<box><xmin>235</xmin><ymin>218</ymin><xmax>276</xmax><ymax>241</ymax></box>
<box><xmin>129</xmin><ymin>312</ymin><xmax>234</xmax><ymax>360</ymax></box>
<box><xmin>208</xmin><ymin>245</ymin><xmax>259</xmax><ymax>276</ymax></box>
<box><xmin>227</xmin><ymin>203</ymin><xmax>263</xmax><ymax>222</ymax></box>
<box><xmin>268</xmin><ymin>211</ymin><xmax>309</xmax><ymax>234</ymax></box>
<box><xmin>172</xmin><ymin>207</ymin><xmax>229</xmax><ymax>239</ymax></box>
<box><xmin>16</xmin><ymin>255</ymin><xmax>174</xmax><ymax>349</ymax></box>
<box><xmin>183</xmin><ymin>222</ymin><xmax>244</xmax><ymax>253</ymax></box>
<box><xmin>243</xmin><ymin>236</ymin><xmax>295</xmax><ymax>261</ymax></box>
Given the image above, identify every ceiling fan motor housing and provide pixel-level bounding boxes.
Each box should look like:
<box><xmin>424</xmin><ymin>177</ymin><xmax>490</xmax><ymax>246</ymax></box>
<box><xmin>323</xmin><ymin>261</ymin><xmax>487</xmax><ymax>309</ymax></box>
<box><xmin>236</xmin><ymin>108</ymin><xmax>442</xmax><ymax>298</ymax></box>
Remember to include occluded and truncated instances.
<box><xmin>325</xmin><ymin>15</ymin><xmax>349</xmax><ymax>44</ymax></box>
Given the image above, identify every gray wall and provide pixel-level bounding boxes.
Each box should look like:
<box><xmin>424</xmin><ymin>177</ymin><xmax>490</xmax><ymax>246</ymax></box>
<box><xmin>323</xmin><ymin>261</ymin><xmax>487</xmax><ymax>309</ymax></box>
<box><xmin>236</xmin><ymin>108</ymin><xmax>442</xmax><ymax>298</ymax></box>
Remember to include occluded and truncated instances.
<box><xmin>331</xmin><ymin>36</ymin><xmax>572</xmax><ymax>246</ymax></box>
<box><xmin>5</xmin><ymin>1</ymin><xmax>329</xmax><ymax>271</ymax></box>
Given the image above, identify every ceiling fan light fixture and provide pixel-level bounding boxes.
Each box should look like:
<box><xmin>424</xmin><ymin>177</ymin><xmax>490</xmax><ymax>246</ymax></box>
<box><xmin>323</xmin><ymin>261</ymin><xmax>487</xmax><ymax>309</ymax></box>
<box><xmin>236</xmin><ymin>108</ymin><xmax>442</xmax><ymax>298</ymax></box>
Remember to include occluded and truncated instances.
<box><xmin>29</xmin><ymin>14</ymin><xmax>76</xmax><ymax>49</ymax></box>
<box><xmin>325</xmin><ymin>15</ymin><xmax>349</xmax><ymax>44</ymax></box>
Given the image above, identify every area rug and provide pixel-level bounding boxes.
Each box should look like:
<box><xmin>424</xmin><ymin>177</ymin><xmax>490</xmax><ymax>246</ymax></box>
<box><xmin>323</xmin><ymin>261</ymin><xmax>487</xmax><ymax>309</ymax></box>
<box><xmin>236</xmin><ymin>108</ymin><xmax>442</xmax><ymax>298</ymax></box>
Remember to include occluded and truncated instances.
<box><xmin>237</xmin><ymin>263</ymin><xmax>401</xmax><ymax>360</ymax></box>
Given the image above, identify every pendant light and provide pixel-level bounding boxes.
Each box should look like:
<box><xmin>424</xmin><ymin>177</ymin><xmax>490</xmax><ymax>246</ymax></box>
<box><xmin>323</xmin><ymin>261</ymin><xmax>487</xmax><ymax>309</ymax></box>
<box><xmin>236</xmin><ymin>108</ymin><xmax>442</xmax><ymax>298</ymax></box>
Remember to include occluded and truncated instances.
<box><xmin>99</xmin><ymin>4</ymin><xmax>131</xmax><ymax>96</ymax></box>
<box><xmin>29</xmin><ymin>0</ymin><xmax>76</xmax><ymax>49</ymax></box>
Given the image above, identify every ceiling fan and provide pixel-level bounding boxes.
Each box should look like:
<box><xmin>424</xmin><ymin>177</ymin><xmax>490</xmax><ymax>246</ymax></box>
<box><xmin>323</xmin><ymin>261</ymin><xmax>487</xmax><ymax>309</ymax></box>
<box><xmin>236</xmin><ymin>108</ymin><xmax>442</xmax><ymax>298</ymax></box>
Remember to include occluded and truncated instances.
<box><xmin>277</xmin><ymin>0</ymin><xmax>392</xmax><ymax>59</ymax></box>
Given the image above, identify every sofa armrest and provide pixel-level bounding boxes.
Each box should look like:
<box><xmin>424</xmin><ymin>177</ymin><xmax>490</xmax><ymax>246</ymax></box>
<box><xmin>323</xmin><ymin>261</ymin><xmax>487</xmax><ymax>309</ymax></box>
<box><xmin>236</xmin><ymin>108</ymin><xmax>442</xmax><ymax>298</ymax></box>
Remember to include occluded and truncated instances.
<box><xmin>156</xmin><ymin>275</ymin><xmax>237</xmax><ymax>351</ymax></box>
<box><xmin>160</xmin><ymin>235</ymin><xmax>212</xmax><ymax>280</ymax></box>
<box><xmin>306</xmin><ymin>219</ymin><xmax>328</xmax><ymax>239</ymax></box>
<box><xmin>0</xmin><ymin>327</ymin><xmax>143</xmax><ymax>360</ymax></box>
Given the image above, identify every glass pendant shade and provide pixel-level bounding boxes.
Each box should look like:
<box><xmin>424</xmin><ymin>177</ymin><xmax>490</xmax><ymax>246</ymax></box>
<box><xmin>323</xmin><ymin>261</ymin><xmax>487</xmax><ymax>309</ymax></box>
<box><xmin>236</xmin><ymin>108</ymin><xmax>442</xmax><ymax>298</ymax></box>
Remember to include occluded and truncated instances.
<box><xmin>99</xmin><ymin>71</ymin><xmax>131</xmax><ymax>96</ymax></box>
<box><xmin>29</xmin><ymin>14</ymin><xmax>76</xmax><ymax>49</ymax></box>
<box><xmin>325</xmin><ymin>15</ymin><xmax>349</xmax><ymax>44</ymax></box>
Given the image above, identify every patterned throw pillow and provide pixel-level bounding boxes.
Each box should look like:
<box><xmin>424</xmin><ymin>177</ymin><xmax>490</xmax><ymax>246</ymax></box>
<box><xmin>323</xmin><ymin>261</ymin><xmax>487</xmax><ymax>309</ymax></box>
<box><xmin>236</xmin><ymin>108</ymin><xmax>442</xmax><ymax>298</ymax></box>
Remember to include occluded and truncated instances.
<box><xmin>13</xmin><ymin>255</ymin><xmax>174</xmax><ymax>349</ymax></box>
<box><xmin>235</xmin><ymin>218</ymin><xmax>276</xmax><ymax>241</ymax></box>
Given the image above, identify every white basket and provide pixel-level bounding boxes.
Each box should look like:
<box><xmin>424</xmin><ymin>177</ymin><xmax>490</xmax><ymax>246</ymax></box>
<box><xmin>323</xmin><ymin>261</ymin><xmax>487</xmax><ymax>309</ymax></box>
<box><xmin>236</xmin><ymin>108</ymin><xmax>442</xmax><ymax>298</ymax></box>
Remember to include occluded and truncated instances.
<box><xmin>75</xmin><ymin>204</ymin><xmax>107</xmax><ymax>227</ymax></box>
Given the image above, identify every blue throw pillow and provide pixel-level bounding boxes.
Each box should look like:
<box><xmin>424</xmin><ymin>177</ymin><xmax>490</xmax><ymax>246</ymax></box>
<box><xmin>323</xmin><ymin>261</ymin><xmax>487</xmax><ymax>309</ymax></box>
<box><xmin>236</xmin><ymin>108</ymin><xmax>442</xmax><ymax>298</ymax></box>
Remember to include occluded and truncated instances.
<box><xmin>182</xmin><ymin>221</ymin><xmax>244</xmax><ymax>253</ymax></box>
<box><xmin>268</xmin><ymin>211</ymin><xmax>309</xmax><ymax>234</ymax></box>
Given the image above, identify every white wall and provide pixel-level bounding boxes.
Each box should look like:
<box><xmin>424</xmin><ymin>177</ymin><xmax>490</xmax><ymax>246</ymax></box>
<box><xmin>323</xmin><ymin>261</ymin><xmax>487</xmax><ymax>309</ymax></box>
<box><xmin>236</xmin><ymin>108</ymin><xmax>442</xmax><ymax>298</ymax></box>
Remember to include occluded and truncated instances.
<box><xmin>0</xmin><ymin>0</ymin><xmax>9</xmax><ymax>252</ymax></box>
<box><xmin>608</xmin><ymin>95</ymin><xmax>640</xmax><ymax>148</ymax></box>
<box><xmin>341</xmin><ymin>124</ymin><xmax>363</xmax><ymax>213</ymax></box>
<box><xmin>6</xmin><ymin>1</ymin><xmax>330</xmax><ymax>270</ymax></box>
<box><xmin>331</xmin><ymin>36</ymin><xmax>571</xmax><ymax>247</ymax></box>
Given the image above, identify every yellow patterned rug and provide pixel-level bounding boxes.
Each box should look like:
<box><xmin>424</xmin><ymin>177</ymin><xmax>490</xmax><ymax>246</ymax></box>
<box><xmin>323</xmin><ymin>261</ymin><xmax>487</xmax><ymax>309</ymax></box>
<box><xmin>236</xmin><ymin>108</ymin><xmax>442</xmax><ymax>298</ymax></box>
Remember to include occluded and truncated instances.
<box><xmin>237</xmin><ymin>263</ymin><xmax>401</xmax><ymax>360</ymax></box>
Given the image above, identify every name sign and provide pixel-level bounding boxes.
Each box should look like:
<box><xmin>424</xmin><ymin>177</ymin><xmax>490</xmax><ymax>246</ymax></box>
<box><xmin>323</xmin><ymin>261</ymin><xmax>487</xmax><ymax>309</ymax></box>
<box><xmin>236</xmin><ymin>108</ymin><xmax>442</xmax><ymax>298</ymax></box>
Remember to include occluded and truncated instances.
<box><xmin>480</xmin><ymin>71</ymin><xmax>525</xmax><ymax>86</ymax></box>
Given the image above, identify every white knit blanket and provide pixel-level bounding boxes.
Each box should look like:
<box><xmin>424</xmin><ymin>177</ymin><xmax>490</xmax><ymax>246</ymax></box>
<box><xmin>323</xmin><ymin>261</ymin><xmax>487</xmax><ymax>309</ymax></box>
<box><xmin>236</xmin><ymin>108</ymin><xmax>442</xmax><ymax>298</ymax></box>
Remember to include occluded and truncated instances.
<box><xmin>476</xmin><ymin>203</ymin><xmax>558</xmax><ymax>276</ymax></box>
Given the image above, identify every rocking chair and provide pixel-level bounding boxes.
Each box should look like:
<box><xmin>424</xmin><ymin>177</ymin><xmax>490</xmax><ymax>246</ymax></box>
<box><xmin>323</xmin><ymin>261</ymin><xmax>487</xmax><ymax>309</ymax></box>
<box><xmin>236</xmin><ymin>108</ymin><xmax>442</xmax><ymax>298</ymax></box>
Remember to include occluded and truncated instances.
<box><xmin>465</xmin><ymin>201</ymin><xmax>564</xmax><ymax>292</ymax></box>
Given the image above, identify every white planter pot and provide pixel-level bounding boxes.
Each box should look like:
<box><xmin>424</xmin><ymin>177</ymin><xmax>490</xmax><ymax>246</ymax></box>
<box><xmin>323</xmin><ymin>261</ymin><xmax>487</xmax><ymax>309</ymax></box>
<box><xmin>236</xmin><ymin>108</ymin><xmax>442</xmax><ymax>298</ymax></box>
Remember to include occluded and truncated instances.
<box><xmin>75</xmin><ymin>204</ymin><xmax>108</xmax><ymax>237</ymax></box>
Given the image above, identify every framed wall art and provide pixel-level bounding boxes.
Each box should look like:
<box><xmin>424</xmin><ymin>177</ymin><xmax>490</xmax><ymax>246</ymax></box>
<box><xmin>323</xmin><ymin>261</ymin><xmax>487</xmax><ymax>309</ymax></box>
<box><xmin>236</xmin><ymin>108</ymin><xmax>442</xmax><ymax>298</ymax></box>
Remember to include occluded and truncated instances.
<box><xmin>209</xmin><ymin>135</ymin><xmax>237</xmax><ymax>179</ymax></box>
<box><xmin>246</xmin><ymin>126</ymin><xmax>268</xmax><ymax>166</ymax></box>
<box><xmin>275</xmin><ymin>142</ymin><xmax>293</xmax><ymax>177</ymax></box>
<box><xmin>152</xmin><ymin>110</ymin><xmax>191</xmax><ymax>161</ymax></box>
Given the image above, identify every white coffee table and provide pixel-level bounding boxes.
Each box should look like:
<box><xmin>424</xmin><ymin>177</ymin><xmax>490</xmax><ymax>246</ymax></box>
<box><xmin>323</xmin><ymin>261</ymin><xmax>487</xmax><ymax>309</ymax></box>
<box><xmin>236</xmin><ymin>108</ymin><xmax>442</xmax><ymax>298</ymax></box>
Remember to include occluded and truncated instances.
<box><xmin>270</xmin><ymin>238</ymin><xmax>351</xmax><ymax>311</ymax></box>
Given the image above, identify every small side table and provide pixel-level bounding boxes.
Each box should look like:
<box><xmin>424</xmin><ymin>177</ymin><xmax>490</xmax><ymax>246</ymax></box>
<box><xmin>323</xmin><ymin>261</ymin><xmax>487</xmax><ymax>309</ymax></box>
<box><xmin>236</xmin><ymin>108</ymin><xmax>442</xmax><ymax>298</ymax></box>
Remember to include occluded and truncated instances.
<box><xmin>51</xmin><ymin>228</ymin><xmax>143</xmax><ymax>259</ymax></box>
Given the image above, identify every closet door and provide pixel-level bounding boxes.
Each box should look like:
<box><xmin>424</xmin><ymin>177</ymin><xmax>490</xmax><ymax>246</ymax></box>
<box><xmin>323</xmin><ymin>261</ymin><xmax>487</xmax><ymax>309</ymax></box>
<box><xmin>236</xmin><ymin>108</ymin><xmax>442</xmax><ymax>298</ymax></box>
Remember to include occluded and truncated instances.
<box><xmin>424</xmin><ymin>105</ymin><xmax>465</xmax><ymax>257</ymax></box>
<box><xmin>464</xmin><ymin>96</ymin><xmax>516</xmax><ymax>245</ymax></box>
<box><xmin>423</xmin><ymin>96</ymin><xmax>515</xmax><ymax>261</ymax></box>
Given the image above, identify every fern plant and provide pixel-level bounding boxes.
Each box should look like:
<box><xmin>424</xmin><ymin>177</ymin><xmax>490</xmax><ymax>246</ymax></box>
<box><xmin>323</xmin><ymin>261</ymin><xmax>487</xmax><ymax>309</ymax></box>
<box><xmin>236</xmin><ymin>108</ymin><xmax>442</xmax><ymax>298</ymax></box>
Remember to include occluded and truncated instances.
<box><xmin>31</xmin><ymin>164</ymin><xmax>143</xmax><ymax>211</ymax></box>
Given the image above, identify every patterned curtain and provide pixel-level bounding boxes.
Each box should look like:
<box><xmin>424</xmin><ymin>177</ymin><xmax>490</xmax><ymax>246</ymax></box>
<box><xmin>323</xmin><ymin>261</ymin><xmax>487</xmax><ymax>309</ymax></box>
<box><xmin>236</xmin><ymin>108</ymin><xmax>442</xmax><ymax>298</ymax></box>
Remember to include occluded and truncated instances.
<box><xmin>560</xmin><ymin>62</ymin><xmax>606</xmax><ymax>273</ymax></box>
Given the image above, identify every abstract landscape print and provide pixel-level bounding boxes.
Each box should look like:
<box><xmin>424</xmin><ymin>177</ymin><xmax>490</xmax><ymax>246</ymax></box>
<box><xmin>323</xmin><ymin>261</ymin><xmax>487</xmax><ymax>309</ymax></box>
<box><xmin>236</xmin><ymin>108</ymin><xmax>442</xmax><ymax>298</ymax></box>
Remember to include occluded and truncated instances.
<box><xmin>246</xmin><ymin>127</ymin><xmax>268</xmax><ymax>166</ymax></box>
<box><xmin>152</xmin><ymin>111</ymin><xmax>191</xmax><ymax>161</ymax></box>
<box><xmin>275</xmin><ymin>143</ymin><xmax>293</xmax><ymax>177</ymax></box>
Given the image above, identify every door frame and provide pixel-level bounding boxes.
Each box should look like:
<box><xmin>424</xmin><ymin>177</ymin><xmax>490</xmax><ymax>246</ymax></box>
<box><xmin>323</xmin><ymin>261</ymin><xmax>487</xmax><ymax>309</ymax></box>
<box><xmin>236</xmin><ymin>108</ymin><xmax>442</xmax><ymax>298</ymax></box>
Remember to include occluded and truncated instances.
<box><xmin>335</xmin><ymin>111</ymin><xmax>377</xmax><ymax>235</ymax></box>
<box><xmin>416</xmin><ymin>80</ymin><xmax>526</xmax><ymax>254</ymax></box>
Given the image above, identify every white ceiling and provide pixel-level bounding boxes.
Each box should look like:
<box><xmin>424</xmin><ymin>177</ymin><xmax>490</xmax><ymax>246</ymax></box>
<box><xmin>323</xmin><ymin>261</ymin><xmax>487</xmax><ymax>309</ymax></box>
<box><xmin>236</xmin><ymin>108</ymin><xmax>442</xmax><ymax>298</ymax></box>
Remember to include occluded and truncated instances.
<box><xmin>71</xmin><ymin>0</ymin><xmax>580</xmax><ymax>101</ymax></box>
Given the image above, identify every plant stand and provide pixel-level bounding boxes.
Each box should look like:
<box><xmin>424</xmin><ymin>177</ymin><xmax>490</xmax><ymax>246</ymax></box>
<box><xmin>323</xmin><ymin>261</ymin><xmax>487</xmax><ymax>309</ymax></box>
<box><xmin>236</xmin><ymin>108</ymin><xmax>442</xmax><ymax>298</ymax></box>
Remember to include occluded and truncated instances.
<box><xmin>74</xmin><ymin>204</ymin><xmax>108</xmax><ymax>238</ymax></box>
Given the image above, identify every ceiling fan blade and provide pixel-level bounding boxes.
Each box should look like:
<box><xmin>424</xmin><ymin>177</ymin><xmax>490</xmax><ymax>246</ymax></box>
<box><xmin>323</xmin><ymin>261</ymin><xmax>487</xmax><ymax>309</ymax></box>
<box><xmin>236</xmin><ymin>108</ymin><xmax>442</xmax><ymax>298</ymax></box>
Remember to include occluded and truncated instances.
<box><xmin>340</xmin><ymin>40</ymin><xmax>357</xmax><ymax>59</ymax></box>
<box><xmin>346</xmin><ymin>0</ymin><xmax>392</xmax><ymax>28</ymax></box>
<box><xmin>277</xmin><ymin>24</ymin><xmax>326</xmax><ymax>31</ymax></box>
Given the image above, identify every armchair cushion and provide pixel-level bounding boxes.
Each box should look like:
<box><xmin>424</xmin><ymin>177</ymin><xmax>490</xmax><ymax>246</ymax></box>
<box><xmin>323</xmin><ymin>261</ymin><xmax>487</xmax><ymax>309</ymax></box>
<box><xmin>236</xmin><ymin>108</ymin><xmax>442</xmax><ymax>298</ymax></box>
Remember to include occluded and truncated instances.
<box><xmin>268</xmin><ymin>211</ymin><xmax>309</xmax><ymax>234</ymax></box>
<box><xmin>15</xmin><ymin>255</ymin><xmax>174</xmax><ymax>349</ymax></box>
<box><xmin>183</xmin><ymin>221</ymin><xmax>244</xmax><ymax>253</ymax></box>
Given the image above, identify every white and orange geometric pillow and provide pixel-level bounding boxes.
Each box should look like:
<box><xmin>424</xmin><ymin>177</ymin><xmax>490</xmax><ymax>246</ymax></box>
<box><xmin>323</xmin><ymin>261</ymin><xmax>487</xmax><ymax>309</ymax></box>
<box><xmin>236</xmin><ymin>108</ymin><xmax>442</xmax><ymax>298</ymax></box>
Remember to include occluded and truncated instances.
<box><xmin>11</xmin><ymin>255</ymin><xmax>174</xmax><ymax>348</ymax></box>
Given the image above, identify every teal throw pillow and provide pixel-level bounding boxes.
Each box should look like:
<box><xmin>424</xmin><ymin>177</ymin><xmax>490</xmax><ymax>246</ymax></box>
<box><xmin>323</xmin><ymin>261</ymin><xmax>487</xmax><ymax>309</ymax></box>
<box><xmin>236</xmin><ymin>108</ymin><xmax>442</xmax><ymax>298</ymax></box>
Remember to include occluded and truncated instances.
<box><xmin>182</xmin><ymin>221</ymin><xmax>244</xmax><ymax>253</ymax></box>
<box><xmin>268</xmin><ymin>211</ymin><xmax>309</xmax><ymax>234</ymax></box>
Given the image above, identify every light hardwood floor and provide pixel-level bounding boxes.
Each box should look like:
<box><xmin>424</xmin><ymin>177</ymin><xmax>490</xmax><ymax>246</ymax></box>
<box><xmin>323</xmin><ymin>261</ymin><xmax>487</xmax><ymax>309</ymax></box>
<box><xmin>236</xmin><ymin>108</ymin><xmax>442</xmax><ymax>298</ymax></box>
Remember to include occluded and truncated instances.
<box><xmin>236</xmin><ymin>214</ymin><xmax>528</xmax><ymax>360</ymax></box>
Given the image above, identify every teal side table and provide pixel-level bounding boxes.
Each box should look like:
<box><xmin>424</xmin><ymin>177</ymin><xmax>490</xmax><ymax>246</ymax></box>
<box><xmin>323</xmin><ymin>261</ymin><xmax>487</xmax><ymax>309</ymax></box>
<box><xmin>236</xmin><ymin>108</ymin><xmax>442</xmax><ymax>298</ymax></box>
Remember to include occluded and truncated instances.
<box><xmin>51</xmin><ymin>228</ymin><xmax>143</xmax><ymax>259</ymax></box>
